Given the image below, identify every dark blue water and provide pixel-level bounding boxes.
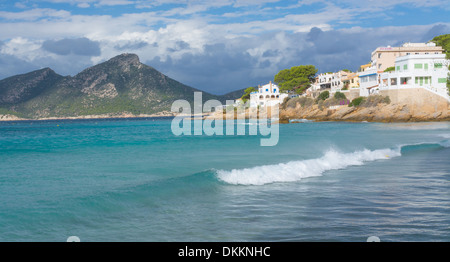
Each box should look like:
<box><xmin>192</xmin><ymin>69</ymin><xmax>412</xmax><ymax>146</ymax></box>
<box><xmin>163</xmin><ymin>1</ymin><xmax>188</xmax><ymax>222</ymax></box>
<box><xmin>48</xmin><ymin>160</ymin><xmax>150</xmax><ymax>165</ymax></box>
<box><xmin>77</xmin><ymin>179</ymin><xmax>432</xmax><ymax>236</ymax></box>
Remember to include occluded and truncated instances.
<box><xmin>0</xmin><ymin>118</ymin><xmax>449</xmax><ymax>241</ymax></box>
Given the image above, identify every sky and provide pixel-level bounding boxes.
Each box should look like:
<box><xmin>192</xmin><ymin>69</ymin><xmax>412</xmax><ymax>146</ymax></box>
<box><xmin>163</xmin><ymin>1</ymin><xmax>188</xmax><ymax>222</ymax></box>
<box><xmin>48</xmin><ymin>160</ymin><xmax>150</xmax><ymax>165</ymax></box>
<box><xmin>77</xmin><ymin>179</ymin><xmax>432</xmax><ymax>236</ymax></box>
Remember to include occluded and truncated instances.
<box><xmin>0</xmin><ymin>0</ymin><xmax>449</xmax><ymax>95</ymax></box>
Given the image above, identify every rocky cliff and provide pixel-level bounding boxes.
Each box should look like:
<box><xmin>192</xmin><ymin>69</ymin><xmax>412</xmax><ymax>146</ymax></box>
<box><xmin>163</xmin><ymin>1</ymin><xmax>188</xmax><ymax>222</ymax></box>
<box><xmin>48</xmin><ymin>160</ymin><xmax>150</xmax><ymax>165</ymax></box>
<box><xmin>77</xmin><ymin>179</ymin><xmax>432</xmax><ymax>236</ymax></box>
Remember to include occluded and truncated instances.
<box><xmin>280</xmin><ymin>93</ymin><xmax>450</xmax><ymax>123</ymax></box>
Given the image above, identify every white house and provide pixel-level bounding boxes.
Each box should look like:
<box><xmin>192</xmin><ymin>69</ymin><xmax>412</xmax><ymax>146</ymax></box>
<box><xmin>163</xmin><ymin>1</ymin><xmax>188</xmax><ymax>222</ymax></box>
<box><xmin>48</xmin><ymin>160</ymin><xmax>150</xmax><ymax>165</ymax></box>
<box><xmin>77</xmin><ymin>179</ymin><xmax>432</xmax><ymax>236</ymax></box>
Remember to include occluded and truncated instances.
<box><xmin>313</xmin><ymin>71</ymin><xmax>349</xmax><ymax>93</ymax></box>
<box><xmin>378</xmin><ymin>53</ymin><xmax>449</xmax><ymax>100</ymax></box>
<box><xmin>359</xmin><ymin>63</ymin><xmax>379</xmax><ymax>97</ymax></box>
<box><xmin>250</xmin><ymin>82</ymin><xmax>288</xmax><ymax>107</ymax></box>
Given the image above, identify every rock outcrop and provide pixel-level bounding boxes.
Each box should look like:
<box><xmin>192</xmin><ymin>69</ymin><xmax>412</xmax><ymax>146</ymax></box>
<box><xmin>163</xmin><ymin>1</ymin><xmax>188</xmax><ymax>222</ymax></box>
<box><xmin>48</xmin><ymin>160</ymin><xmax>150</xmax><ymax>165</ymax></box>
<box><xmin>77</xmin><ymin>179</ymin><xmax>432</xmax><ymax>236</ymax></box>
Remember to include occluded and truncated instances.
<box><xmin>280</xmin><ymin>100</ymin><xmax>450</xmax><ymax>123</ymax></box>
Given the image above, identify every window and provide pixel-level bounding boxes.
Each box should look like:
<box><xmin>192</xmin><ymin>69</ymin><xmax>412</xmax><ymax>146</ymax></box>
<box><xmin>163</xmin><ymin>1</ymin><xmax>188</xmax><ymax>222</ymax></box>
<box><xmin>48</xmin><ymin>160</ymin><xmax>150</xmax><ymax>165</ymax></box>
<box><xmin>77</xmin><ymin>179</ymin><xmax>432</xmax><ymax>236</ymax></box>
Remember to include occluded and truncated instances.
<box><xmin>266</xmin><ymin>89</ymin><xmax>269</xmax><ymax>92</ymax></box>
<box><xmin>438</xmin><ymin>78</ymin><xmax>447</xmax><ymax>83</ymax></box>
<box><xmin>424</xmin><ymin>63</ymin><xmax>428</xmax><ymax>70</ymax></box>
<box><xmin>378</xmin><ymin>64</ymin><xmax>382</xmax><ymax>69</ymax></box>
<box><xmin>417</xmin><ymin>77</ymin><xmax>424</xmax><ymax>86</ymax></box>
<box><xmin>406</xmin><ymin>52</ymin><xmax>410</xmax><ymax>55</ymax></box>
<box><xmin>414</xmin><ymin>63</ymin><xmax>423</xmax><ymax>69</ymax></box>
<box><xmin>378</xmin><ymin>53</ymin><xmax>381</xmax><ymax>59</ymax></box>
<box><xmin>434</xmin><ymin>63</ymin><xmax>443</xmax><ymax>69</ymax></box>
<box><xmin>396</xmin><ymin>66</ymin><xmax>400</xmax><ymax>71</ymax></box>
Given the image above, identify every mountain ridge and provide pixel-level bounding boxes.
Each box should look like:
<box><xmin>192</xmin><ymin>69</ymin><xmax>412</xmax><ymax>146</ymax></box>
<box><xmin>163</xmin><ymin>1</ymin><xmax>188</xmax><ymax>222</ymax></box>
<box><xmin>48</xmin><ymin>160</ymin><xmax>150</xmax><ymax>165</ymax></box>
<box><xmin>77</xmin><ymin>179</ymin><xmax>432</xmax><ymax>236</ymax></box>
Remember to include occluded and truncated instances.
<box><xmin>0</xmin><ymin>53</ymin><xmax>245</xmax><ymax>119</ymax></box>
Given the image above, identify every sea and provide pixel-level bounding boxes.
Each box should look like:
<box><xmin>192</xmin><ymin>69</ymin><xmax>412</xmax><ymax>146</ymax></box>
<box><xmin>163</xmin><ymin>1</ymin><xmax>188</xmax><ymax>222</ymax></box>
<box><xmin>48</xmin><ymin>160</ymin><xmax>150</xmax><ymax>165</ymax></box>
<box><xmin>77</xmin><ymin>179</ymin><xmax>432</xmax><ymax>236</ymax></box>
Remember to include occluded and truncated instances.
<box><xmin>0</xmin><ymin>117</ymin><xmax>449</xmax><ymax>242</ymax></box>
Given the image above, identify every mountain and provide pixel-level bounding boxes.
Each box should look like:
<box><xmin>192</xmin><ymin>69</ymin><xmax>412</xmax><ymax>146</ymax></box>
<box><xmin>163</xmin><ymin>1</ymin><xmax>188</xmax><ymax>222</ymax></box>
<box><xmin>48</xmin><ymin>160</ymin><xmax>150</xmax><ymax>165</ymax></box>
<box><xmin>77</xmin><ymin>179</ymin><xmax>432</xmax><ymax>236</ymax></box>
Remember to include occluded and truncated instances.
<box><xmin>0</xmin><ymin>54</ymin><xmax>240</xmax><ymax>119</ymax></box>
<box><xmin>219</xmin><ymin>88</ymin><xmax>246</xmax><ymax>102</ymax></box>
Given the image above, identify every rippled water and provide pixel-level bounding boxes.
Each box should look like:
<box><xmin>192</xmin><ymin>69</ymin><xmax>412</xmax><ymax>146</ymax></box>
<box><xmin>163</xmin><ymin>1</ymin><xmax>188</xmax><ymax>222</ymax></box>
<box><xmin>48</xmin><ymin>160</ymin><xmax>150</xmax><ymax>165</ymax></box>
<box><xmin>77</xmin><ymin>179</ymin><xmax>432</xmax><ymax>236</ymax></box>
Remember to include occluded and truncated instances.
<box><xmin>0</xmin><ymin>118</ymin><xmax>449</xmax><ymax>241</ymax></box>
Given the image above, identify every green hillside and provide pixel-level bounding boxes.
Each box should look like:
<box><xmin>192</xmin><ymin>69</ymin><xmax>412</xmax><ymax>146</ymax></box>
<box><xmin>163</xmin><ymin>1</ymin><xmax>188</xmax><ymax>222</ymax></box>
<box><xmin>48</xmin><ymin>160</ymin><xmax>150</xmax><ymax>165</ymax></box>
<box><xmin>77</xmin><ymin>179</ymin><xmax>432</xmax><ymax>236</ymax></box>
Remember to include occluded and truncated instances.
<box><xmin>0</xmin><ymin>54</ymin><xmax>234</xmax><ymax>119</ymax></box>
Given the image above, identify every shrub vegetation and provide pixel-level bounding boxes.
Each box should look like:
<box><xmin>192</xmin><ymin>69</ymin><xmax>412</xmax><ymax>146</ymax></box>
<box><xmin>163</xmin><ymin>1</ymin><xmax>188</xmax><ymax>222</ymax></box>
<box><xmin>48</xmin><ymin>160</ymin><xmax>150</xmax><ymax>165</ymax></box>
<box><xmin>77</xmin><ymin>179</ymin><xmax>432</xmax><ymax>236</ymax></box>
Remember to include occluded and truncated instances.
<box><xmin>349</xmin><ymin>95</ymin><xmax>391</xmax><ymax>107</ymax></box>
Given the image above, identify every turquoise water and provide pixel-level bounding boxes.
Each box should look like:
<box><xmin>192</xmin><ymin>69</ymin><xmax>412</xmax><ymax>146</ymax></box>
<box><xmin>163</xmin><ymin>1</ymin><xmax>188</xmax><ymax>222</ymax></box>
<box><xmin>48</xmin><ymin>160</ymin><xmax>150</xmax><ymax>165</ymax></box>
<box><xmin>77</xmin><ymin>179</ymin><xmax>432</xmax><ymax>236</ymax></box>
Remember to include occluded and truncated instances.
<box><xmin>0</xmin><ymin>118</ymin><xmax>449</xmax><ymax>242</ymax></box>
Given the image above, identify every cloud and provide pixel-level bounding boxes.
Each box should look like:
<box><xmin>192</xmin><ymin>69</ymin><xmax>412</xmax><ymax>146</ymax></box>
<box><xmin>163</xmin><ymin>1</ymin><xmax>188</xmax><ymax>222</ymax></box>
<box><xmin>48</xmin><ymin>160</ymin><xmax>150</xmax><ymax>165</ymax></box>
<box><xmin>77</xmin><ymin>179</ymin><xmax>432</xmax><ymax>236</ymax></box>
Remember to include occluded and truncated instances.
<box><xmin>0</xmin><ymin>1</ymin><xmax>449</xmax><ymax>94</ymax></box>
<box><xmin>0</xmin><ymin>8</ymin><xmax>71</xmax><ymax>21</ymax></box>
<box><xmin>114</xmin><ymin>41</ymin><xmax>150</xmax><ymax>51</ymax></box>
<box><xmin>166</xmin><ymin>41</ymin><xmax>190</xmax><ymax>52</ymax></box>
<box><xmin>2</xmin><ymin>22</ymin><xmax>449</xmax><ymax>94</ymax></box>
<box><xmin>77</xmin><ymin>3</ymin><xmax>91</xmax><ymax>8</ymax></box>
<box><xmin>42</xmin><ymin>37</ymin><xmax>101</xmax><ymax>56</ymax></box>
<box><xmin>0</xmin><ymin>53</ymin><xmax>38</xmax><ymax>80</ymax></box>
<box><xmin>39</xmin><ymin>0</ymin><xmax>134</xmax><ymax>7</ymax></box>
<box><xmin>420</xmin><ymin>24</ymin><xmax>450</xmax><ymax>42</ymax></box>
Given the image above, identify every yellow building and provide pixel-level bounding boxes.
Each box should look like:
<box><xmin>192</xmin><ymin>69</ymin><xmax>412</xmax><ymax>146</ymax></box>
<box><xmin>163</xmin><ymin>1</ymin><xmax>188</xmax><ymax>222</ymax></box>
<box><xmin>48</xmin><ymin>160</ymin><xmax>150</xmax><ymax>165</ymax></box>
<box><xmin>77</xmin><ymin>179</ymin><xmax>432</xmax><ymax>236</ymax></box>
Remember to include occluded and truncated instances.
<box><xmin>342</xmin><ymin>72</ymin><xmax>359</xmax><ymax>89</ymax></box>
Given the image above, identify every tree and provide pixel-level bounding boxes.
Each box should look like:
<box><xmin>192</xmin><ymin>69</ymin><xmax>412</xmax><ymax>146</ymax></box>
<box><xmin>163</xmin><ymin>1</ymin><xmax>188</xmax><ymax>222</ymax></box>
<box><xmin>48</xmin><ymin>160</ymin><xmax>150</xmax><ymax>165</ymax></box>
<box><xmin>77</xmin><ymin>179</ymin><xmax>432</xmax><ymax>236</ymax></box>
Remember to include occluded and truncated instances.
<box><xmin>447</xmin><ymin>72</ymin><xmax>450</xmax><ymax>95</ymax></box>
<box><xmin>431</xmin><ymin>34</ymin><xmax>450</xmax><ymax>94</ymax></box>
<box><xmin>241</xmin><ymin>86</ymin><xmax>257</xmax><ymax>103</ymax></box>
<box><xmin>431</xmin><ymin>34</ymin><xmax>450</xmax><ymax>59</ymax></box>
<box><xmin>274</xmin><ymin>65</ymin><xmax>318</xmax><ymax>93</ymax></box>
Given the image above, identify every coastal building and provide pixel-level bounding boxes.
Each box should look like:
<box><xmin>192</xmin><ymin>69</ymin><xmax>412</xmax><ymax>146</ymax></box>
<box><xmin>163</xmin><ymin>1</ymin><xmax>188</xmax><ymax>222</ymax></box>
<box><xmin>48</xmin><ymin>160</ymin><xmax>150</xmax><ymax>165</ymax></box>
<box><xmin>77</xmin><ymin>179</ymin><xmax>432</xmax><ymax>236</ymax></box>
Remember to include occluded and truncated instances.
<box><xmin>313</xmin><ymin>70</ymin><xmax>349</xmax><ymax>93</ymax></box>
<box><xmin>249</xmin><ymin>82</ymin><xmax>288</xmax><ymax>107</ymax></box>
<box><xmin>341</xmin><ymin>72</ymin><xmax>359</xmax><ymax>90</ymax></box>
<box><xmin>378</xmin><ymin>53</ymin><xmax>450</xmax><ymax>100</ymax></box>
<box><xmin>371</xmin><ymin>42</ymin><xmax>444</xmax><ymax>73</ymax></box>
<box><xmin>359</xmin><ymin>62</ymin><xmax>379</xmax><ymax>97</ymax></box>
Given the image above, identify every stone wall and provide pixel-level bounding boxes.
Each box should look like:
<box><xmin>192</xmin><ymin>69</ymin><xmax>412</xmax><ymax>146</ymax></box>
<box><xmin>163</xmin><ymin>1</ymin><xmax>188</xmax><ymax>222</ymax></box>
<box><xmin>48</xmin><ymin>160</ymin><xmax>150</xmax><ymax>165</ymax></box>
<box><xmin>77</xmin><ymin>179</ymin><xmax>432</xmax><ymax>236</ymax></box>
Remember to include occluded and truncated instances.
<box><xmin>379</xmin><ymin>88</ymin><xmax>450</xmax><ymax>114</ymax></box>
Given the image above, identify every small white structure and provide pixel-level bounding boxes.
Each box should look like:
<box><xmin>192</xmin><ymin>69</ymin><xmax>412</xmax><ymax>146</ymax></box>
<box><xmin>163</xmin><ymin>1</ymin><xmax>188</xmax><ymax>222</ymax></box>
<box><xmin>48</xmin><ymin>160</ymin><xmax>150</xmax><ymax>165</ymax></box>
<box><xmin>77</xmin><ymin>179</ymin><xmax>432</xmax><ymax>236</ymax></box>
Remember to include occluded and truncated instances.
<box><xmin>379</xmin><ymin>54</ymin><xmax>449</xmax><ymax>100</ymax></box>
<box><xmin>250</xmin><ymin>82</ymin><xmax>288</xmax><ymax>107</ymax></box>
<box><xmin>359</xmin><ymin>63</ymin><xmax>379</xmax><ymax>97</ymax></box>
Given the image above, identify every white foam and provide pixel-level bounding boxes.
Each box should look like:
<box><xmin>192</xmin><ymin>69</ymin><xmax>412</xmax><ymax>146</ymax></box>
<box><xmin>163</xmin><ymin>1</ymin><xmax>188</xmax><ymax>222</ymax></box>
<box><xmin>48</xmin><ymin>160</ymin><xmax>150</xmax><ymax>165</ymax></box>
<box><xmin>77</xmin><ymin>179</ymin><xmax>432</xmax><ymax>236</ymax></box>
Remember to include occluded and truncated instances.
<box><xmin>289</xmin><ymin>119</ymin><xmax>314</xmax><ymax>123</ymax></box>
<box><xmin>216</xmin><ymin>148</ymin><xmax>401</xmax><ymax>185</ymax></box>
<box><xmin>440</xmin><ymin>140</ymin><xmax>450</xmax><ymax>148</ymax></box>
<box><xmin>438</xmin><ymin>133</ymin><xmax>450</xmax><ymax>139</ymax></box>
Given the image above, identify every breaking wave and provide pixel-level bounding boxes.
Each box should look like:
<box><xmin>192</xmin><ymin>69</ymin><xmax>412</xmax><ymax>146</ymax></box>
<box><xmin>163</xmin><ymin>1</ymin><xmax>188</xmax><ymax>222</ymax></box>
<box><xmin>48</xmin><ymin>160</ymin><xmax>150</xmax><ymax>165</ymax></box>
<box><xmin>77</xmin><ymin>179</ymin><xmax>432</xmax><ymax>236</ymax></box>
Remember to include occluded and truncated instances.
<box><xmin>216</xmin><ymin>140</ymin><xmax>450</xmax><ymax>186</ymax></box>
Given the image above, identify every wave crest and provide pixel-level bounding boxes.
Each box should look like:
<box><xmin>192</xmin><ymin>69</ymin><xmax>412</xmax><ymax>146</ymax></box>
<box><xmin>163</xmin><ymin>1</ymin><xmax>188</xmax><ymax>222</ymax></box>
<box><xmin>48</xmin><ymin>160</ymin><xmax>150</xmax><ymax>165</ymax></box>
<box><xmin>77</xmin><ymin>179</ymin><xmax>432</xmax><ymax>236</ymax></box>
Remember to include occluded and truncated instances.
<box><xmin>216</xmin><ymin>147</ymin><xmax>400</xmax><ymax>185</ymax></box>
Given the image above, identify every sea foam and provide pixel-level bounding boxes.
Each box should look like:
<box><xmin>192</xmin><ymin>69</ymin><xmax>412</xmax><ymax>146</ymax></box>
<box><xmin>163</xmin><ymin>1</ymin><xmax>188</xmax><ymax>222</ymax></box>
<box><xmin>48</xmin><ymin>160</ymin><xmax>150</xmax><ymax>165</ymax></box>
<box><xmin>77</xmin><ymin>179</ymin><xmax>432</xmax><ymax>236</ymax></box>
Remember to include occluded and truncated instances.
<box><xmin>216</xmin><ymin>147</ymin><xmax>401</xmax><ymax>185</ymax></box>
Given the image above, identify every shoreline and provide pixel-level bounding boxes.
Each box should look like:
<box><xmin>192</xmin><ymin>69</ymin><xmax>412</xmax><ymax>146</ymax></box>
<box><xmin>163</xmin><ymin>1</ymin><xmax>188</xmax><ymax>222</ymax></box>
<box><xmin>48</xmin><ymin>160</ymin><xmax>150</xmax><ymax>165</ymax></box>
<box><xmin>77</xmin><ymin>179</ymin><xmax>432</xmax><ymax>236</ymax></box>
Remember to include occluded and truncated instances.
<box><xmin>0</xmin><ymin>112</ymin><xmax>176</xmax><ymax>122</ymax></box>
<box><xmin>2</xmin><ymin>103</ymin><xmax>450</xmax><ymax>123</ymax></box>
<box><xmin>0</xmin><ymin>111</ymin><xmax>216</xmax><ymax>122</ymax></box>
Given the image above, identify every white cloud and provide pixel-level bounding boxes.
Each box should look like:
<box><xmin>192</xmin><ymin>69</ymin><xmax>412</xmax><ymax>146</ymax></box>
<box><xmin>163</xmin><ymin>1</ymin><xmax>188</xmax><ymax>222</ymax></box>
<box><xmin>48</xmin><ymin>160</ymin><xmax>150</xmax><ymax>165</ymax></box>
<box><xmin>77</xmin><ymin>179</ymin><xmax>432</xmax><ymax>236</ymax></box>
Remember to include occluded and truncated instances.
<box><xmin>0</xmin><ymin>0</ymin><xmax>449</xmax><ymax>93</ymax></box>
<box><xmin>0</xmin><ymin>8</ymin><xmax>71</xmax><ymax>21</ymax></box>
<box><xmin>39</xmin><ymin>0</ymin><xmax>134</xmax><ymax>7</ymax></box>
<box><xmin>77</xmin><ymin>3</ymin><xmax>91</xmax><ymax>8</ymax></box>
